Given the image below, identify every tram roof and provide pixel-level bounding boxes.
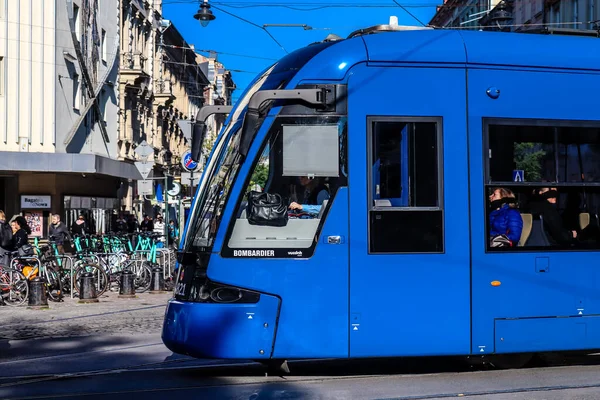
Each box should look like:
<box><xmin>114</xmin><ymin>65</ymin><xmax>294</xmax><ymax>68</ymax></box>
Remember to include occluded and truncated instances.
<box><xmin>297</xmin><ymin>29</ymin><xmax>600</xmax><ymax>80</ymax></box>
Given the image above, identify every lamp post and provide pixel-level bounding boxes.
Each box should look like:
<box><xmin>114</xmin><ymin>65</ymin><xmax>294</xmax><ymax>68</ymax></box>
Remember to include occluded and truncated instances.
<box><xmin>163</xmin><ymin>150</ymin><xmax>173</xmax><ymax>247</ymax></box>
<box><xmin>194</xmin><ymin>0</ymin><xmax>216</xmax><ymax>28</ymax></box>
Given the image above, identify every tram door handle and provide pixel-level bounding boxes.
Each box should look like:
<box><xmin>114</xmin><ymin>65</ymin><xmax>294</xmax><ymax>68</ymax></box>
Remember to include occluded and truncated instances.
<box><xmin>327</xmin><ymin>236</ymin><xmax>343</xmax><ymax>244</ymax></box>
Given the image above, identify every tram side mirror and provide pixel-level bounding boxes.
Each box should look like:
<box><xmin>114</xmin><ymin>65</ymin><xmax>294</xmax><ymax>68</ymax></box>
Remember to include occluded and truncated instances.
<box><xmin>191</xmin><ymin>120</ymin><xmax>207</xmax><ymax>163</ymax></box>
<box><xmin>239</xmin><ymin>109</ymin><xmax>260</xmax><ymax>158</ymax></box>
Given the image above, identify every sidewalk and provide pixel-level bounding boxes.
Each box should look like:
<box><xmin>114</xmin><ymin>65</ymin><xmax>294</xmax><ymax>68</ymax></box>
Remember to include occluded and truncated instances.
<box><xmin>0</xmin><ymin>291</ymin><xmax>192</xmax><ymax>379</ymax></box>
<box><xmin>0</xmin><ymin>290</ymin><xmax>172</xmax><ymax>341</ymax></box>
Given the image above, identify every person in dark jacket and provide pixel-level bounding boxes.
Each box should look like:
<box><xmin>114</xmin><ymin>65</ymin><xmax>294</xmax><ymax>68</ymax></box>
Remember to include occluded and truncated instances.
<box><xmin>528</xmin><ymin>187</ymin><xmax>577</xmax><ymax>246</ymax></box>
<box><xmin>0</xmin><ymin>210</ymin><xmax>13</xmax><ymax>267</ymax></box>
<box><xmin>48</xmin><ymin>214</ymin><xmax>70</xmax><ymax>254</ymax></box>
<box><xmin>71</xmin><ymin>214</ymin><xmax>88</xmax><ymax>237</ymax></box>
<box><xmin>12</xmin><ymin>216</ymin><xmax>31</xmax><ymax>250</ymax></box>
<box><xmin>488</xmin><ymin>187</ymin><xmax>523</xmax><ymax>245</ymax></box>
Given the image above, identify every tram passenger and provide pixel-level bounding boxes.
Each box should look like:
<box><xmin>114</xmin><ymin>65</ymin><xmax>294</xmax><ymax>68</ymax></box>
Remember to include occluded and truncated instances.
<box><xmin>528</xmin><ymin>187</ymin><xmax>577</xmax><ymax>245</ymax></box>
<box><xmin>289</xmin><ymin>176</ymin><xmax>330</xmax><ymax>216</ymax></box>
<box><xmin>488</xmin><ymin>187</ymin><xmax>523</xmax><ymax>247</ymax></box>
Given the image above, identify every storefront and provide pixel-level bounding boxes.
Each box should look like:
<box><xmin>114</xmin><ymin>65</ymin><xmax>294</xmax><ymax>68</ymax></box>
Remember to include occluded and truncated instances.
<box><xmin>21</xmin><ymin>195</ymin><xmax>52</xmax><ymax>238</ymax></box>
<box><xmin>0</xmin><ymin>151</ymin><xmax>142</xmax><ymax>238</ymax></box>
<box><xmin>63</xmin><ymin>196</ymin><xmax>121</xmax><ymax>234</ymax></box>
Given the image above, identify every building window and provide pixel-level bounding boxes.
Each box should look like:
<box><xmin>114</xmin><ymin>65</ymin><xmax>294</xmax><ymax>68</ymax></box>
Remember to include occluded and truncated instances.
<box><xmin>485</xmin><ymin>119</ymin><xmax>600</xmax><ymax>251</ymax></box>
<box><xmin>368</xmin><ymin>119</ymin><xmax>443</xmax><ymax>254</ymax></box>
<box><xmin>73</xmin><ymin>3</ymin><xmax>81</xmax><ymax>42</ymax></box>
<box><xmin>551</xmin><ymin>3</ymin><xmax>560</xmax><ymax>24</ymax></box>
<box><xmin>73</xmin><ymin>75</ymin><xmax>81</xmax><ymax>110</ymax></box>
<box><xmin>101</xmin><ymin>29</ymin><xmax>107</xmax><ymax>62</ymax></box>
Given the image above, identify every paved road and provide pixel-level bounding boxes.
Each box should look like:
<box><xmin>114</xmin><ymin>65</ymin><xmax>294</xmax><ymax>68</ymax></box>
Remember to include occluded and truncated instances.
<box><xmin>2</xmin><ymin>292</ymin><xmax>600</xmax><ymax>399</ymax></box>
<box><xmin>2</xmin><ymin>357</ymin><xmax>600</xmax><ymax>399</ymax></box>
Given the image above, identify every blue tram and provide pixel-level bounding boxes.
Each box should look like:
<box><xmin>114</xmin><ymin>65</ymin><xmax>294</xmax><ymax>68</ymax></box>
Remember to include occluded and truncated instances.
<box><xmin>162</xmin><ymin>24</ymin><xmax>600</xmax><ymax>368</ymax></box>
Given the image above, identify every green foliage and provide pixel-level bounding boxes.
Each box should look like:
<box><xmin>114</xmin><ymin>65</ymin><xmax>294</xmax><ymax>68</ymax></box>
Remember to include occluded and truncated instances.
<box><xmin>514</xmin><ymin>142</ymin><xmax>546</xmax><ymax>182</ymax></box>
<box><xmin>248</xmin><ymin>163</ymin><xmax>269</xmax><ymax>192</ymax></box>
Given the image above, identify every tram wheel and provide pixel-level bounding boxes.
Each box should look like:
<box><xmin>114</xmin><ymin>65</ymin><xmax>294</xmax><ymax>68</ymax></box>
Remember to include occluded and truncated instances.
<box><xmin>257</xmin><ymin>359</ymin><xmax>290</xmax><ymax>375</ymax></box>
<box><xmin>489</xmin><ymin>353</ymin><xmax>534</xmax><ymax>369</ymax></box>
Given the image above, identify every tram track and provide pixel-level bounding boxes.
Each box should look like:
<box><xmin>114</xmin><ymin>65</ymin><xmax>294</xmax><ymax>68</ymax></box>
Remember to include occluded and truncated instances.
<box><xmin>3</xmin><ymin>364</ymin><xmax>600</xmax><ymax>400</ymax></box>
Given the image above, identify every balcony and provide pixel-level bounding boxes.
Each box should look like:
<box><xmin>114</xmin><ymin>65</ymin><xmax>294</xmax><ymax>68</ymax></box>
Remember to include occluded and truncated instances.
<box><xmin>121</xmin><ymin>52</ymin><xmax>150</xmax><ymax>78</ymax></box>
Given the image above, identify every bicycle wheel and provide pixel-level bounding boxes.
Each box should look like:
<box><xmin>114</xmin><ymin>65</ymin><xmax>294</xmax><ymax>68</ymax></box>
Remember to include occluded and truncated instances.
<box><xmin>74</xmin><ymin>263</ymin><xmax>109</xmax><ymax>296</ymax></box>
<box><xmin>0</xmin><ymin>269</ymin><xmax>29</xmax><ymax>306</ymax></box>
<box><xmin>44</xmin><ymin>266</ymin><xmax>64</xmax><ymax>302</ymax></box>
<box><xmin>134</xmin><ymin>262</ymin><xmax>153</xmax><ymax>293</ymax></box>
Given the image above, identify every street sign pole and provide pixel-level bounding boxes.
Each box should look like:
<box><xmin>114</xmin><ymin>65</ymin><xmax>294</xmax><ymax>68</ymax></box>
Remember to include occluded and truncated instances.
<box><xmin>164</xmin><ymin>173</ymin><xmax>168</xmax><ymax>245</ymax></box>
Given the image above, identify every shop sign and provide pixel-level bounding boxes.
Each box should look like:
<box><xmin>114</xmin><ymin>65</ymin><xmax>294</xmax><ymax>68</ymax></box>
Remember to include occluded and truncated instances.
<box><xmin>21</xmin><ymin>195</ymin><xmax>51</xmax><ymax>209</ymax></box>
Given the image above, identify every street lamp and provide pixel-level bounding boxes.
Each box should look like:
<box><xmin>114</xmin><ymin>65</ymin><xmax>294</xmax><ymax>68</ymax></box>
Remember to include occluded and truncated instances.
<box><xmin>194</xmin><ymin>0</ymin><xmax>216</xmax><ymax>28</ymax></box>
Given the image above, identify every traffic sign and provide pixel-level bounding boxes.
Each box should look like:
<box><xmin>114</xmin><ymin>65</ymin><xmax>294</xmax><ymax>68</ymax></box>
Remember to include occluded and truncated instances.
<box><xmin>512</xmin><ymin>170</ymin><xmax>524</xmax><ymax>182</ymax></box>
<box><xmin>135</xmin><ymin>161</ymin><xmax>153</xmax><ymax>179</ymax></box>
<box><xmin>134</xmin><ymin>140</ymin><xmax>153</xmax><ymax>159</ymax></box>
<box><xmin>168</xmin><ymin>181</ymin><xmax>182</xmax><ymax>197</ymax></box>
<box><xmin>137</xmin><ymin>180</ymin><xmax>153</xmax><ymax>195</ymax></box>
<box><xmin>177</xmin><ymin>119</ymin><xmax>193</xmax><ymax>141</ymax></box>
<box><xmin>181</xmin><ymin>172</ymin><xmax>200</xmax><ymax>186</ymax></box>
<box><xmin>181</xmin><ymin>150</ymin><xmax>200</xmax><ymax>172</ymax></box>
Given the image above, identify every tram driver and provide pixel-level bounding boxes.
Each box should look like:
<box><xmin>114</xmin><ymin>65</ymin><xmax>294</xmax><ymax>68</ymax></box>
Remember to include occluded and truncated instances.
<box><xmin>289</xmin><ymin>175</ymin><xmax>330</xmax><ymax>216</ymax></box>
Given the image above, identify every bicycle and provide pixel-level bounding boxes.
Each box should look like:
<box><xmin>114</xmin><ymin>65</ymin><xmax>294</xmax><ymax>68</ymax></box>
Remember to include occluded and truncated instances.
<box><xmin>0</xmin><ymin>264</ymin><xmax>28</xmax><ymax>306</ymax></box>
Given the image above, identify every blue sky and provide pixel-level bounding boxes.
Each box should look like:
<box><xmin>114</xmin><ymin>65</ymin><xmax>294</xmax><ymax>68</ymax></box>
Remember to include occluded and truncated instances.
<box><xmin>162</xmin><ymin>1</ymin><xmax>438</xmax><ymax>102</ymax></box>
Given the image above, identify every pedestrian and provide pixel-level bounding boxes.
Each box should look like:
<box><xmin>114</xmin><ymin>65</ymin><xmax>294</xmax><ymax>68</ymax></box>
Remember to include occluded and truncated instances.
<box><xmin>12</xmin><ymin>216</ymin><xmax>32</xmax><ymax>253</ymax></box>
<box><xmin>48</xmin><ymin>214</ymin><xmax>71</xmax><ymax>254</ymax></box>
<box><xmin>0</xmin><ymin>210</ymin><xmax>13</xmax><ymax>267</ymax></box>
<box><xmin>71</xmin><ymin>214</ymin><xmax>88</xmax><ymax>237</ymax></box>
<box><xmin>168</xmin><ymin>220</ymin><xmax>179</xmax><ymax>248</ymax></box>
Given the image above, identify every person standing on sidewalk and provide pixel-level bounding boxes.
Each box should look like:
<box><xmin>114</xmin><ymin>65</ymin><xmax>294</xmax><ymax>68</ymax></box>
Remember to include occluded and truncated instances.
<box><xmin>49</xmin><ymin>214</ymin><xmax>71</xmax><ymax>254</ymax></box>
<box><xmin>0</xmin><ymin>210</ymin><xmax>13</xmax><ymax>267</ymax></box>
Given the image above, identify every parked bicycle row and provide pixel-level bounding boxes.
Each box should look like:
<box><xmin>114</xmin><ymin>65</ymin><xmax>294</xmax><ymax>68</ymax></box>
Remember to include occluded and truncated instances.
<box><xmin>0</xmin><ymin>230</ymin><xmax>176</xmax><ymax>307</ymax></box>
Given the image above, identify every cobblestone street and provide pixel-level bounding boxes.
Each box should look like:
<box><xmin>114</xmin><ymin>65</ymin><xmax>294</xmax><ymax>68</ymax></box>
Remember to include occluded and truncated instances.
<box><xmin>0</xmin><ymin>291</ymin><xmax>171</xmax><ymax>341</ymax></box>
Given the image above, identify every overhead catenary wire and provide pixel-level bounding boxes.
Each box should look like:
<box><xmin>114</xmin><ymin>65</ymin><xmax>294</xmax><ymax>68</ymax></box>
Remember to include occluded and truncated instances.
<box><xmin>209</xmin><ymin>3</ymin><xmax>289</xmax><ymax>53</ymax></box>
<box><xmin>391</xmin><ymin>0</ymin><xmax>427</xmax><ymax>27</ymax></box>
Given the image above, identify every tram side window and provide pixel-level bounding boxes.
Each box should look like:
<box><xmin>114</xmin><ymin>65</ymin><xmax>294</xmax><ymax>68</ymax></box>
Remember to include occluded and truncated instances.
<box><xmin>225</xmin><ymin>117</ymin><xmax>347</xmax><ymax>256</ymax></box>
<box><xmin>486</xmin><ymin>122</ymin><xmax>600</xmax><ymax>250</ymax></box>
<box><xmin>368</xmin><ymin>120</ymin><xmax>443</xmax><ymax>253</ymax></box>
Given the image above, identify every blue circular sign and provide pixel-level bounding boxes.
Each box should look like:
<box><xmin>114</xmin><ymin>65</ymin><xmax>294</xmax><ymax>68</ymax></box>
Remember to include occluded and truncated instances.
<box><xmin>181</xmin><ymin>151</ymin><xmax>199</xmax><ymax>171</ymax></box>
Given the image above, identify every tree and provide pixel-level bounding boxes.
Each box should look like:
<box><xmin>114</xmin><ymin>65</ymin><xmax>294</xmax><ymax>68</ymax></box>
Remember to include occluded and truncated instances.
<box><xmin>248</xmin><ymin>163</ymin><xmax>269</xmax><ymax>192</ymax></box>
<box><xmin>514</xmin><ymin>142</ymin><xmax>546</xmax><ymax>182</ymax></box>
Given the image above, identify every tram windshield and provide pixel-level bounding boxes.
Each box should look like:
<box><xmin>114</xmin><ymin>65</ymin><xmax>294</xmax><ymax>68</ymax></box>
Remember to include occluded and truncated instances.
<box><xmin>184</xmin><ymin>42</ymin><xmax>337</xmax><ymax>252</ymax></box>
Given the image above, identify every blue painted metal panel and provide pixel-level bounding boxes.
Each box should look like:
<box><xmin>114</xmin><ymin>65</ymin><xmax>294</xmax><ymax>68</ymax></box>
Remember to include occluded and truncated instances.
<box><xmin>291</xmin><ymin>37</ymin><xmax>367</xmax><ymax>82</ymax></box>
<box><xmin>209</xmin><ymin>185</ymin><xmax>350</xmax><ymax>358</ymax></box>
<box><xmin>161</xmin><ymin>295</ymin><xmax>279</xmax><ymax>359</ymax></box>
<box><xmin>459</xmin><ymin>31</ymin><xmax>600</xmax><ymax>72</ymax></box>
<box><xmin>348</xmin><ymin>64</ymin><xmax>470</xmax><ymax>357</ymax></box>
<box><xmin>468</xmin><ymin>68</ymin><xmax>600</xmax><ymax>355</ymax></box>
<box><xmin>363</xmin><ymin>30</ymin><xmax>467</xmax><ymax>65</ymax></box>
<box><xmin>495</xmin><ymin>316</ymin><xmax>600</xmax><ymax>353</ymax></box>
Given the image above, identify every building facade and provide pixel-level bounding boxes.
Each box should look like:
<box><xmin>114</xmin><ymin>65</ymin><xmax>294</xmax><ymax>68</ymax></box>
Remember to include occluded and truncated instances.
<box><xmin>0</xmin><ymin>0</ymin><xmax>138</xmax><ymax>237</ymax></box>
<box><xmin>430</xmin><ymin>0</ymin><xmax>600</xmax><ymax>32</ymax></box>
<box><xmin>118</xmin><ymin>0</ymin><xmax>211</xmax><ymax>219</ymax></box>
<box><xmin>0</xmin><ymin>0</ymin><xmax>235</xmax><ymax>236</ymax></box>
